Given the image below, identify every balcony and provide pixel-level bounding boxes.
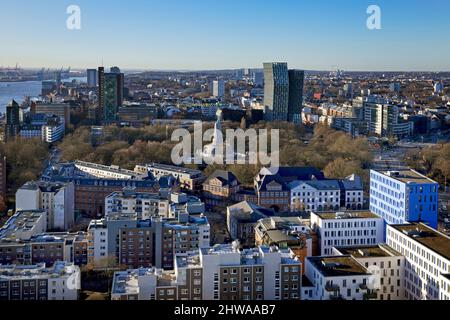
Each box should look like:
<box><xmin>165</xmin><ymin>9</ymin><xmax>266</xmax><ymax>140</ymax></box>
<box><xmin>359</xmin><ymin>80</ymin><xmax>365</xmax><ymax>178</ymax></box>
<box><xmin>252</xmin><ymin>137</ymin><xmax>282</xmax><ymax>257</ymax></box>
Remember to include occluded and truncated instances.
<box><xmin>325</xmin><ymin>282</ymin><xmax>340</xmax><ymax>292</ymax></box>
<box><xmin>359</xmin><ymin>283</ymin><xmax>368</xmax><ymax>291</ymax></box>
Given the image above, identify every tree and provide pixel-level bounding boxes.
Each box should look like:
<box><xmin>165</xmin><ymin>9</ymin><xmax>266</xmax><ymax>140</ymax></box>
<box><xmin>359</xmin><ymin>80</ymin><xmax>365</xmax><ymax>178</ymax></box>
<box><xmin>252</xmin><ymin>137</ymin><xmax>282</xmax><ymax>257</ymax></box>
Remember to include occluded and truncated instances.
<box><xmin>324</xmin><ymin>158</ymin><xmax>364</xmax><ymax>179</ymax></box>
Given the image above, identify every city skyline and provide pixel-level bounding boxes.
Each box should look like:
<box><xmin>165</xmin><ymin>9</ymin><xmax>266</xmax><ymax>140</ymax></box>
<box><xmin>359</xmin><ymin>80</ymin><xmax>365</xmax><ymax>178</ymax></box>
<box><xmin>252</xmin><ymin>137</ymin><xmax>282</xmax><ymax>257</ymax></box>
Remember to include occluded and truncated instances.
<box><xmin>1</xmin><ymin>0</ymin><xmax>450</xmax><ymax>71</ymax></box>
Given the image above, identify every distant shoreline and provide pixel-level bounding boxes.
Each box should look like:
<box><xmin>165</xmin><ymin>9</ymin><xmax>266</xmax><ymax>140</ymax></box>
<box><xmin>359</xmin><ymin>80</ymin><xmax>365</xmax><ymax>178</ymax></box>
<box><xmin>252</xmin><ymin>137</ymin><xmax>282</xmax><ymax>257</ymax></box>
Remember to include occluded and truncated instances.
<box><xmin>0</xmin><ymin>79</ymin><xmax>40</xmax><ymax>83</ymax></box>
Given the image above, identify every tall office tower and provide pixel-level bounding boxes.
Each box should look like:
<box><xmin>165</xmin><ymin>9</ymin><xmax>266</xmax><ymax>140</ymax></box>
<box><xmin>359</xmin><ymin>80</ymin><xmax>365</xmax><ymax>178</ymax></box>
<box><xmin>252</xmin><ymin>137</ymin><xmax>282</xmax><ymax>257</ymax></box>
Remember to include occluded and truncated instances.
<box><xmin>288</xmin><ymin>70</ymin><xmax>305</xmax><ymax>123</ymax></box>
<box><xmin>434</xmin><ymin>81</ymin><xmax>444</xmax><ymax>94</ymax></box>
<box><xmin>5</xmin><ymin>100</ymin><xmax>21</xmax><ymax>140</ymax></box>
<box><xmin>343</xmin><ymin>83</ymin><xmax>353</xmax><ymax>99</ymax></box>
<box><xmin>263</xmin><ymin>62</ymin><xmax>289</xmax><ymax>121</ymax></box>
<box><xmin>97</xmin><ymin>66</ymin><xmax>124</xmax><ymax>122</ymax></box>
<box><xmin>87</xmin><ymin>69</ymin><xmax>98</xmax><ymax>88</ymax></box>
<box><xmin>212</xmin><ymin>80</ymin><xmax>225</xmax><ymax>98</ymax></box>
<box><xmin>97</xmin><ymin>66</ymin><xmax>105</xmax><ymax>122</ymax></box>
<box><xmin>252</xmin><ymin>71</ymin><xmax>264</xmax><ymax>87</ymax></box>
<box><xmin>369</xmin><ymin>169</ymin><xmax>439</xmax><ymax>229</ymax></box>
<box><xmin>389</xmin><ymin>83</ymin><xmax>401</xmax><ymax>93</ymax></box>
<box><xmin>103</xmin><ymin>72</ymin><xmax>124</xmax><ymax>122</ymax></box>
<box><xmin>235</xmin><ymin>68</ymin><xmax>244</xmax><ymax>80</ymax></box>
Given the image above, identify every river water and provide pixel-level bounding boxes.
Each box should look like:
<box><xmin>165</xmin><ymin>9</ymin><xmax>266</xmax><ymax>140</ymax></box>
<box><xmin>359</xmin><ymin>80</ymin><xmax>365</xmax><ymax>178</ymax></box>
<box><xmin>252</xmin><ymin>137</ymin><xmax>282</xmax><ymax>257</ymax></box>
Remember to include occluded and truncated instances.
<box><xmin>0</xmin><ymin>77</ymin><xmax>87</xmax><ymax>114</ymax></box>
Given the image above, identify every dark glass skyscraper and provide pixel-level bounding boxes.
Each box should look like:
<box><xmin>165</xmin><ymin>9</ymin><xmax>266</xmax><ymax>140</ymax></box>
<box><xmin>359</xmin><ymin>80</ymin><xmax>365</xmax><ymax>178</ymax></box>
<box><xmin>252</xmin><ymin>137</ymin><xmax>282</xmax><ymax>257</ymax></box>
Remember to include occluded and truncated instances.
<box><xmin>263</xmin><ymin>62</ymin><xmax>289</xmax><ymax>121</ymax></box>
<box><xmin>288</xmin><ymin>70</ymin><xmax>305</xmax><ymax>123</ymax></box>
<box><xmin>263</xmin><ymin>63</ymin><xmax>304</xmax><ymax>123</ymax></box>
<box><xmin>97</xmin><ymin>66</ymin><xmax>105</xmax><ymax>123</ymax></box>
<box><xmin>97</xmin><ymin>66</ymin><xmax>124</xmax><ymax>123</ymax></box>
<box><xmin>5</xmin><ymin>100</ymin><xmax>21</xmax><ymax>140</ymax></box>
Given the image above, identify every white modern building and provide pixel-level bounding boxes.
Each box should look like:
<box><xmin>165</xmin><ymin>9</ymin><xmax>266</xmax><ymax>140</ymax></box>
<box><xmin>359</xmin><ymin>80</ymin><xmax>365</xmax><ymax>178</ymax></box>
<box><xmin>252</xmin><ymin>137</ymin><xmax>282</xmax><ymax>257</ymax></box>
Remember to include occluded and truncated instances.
<box><xmin>440</xmin><ymin>274</ymin><xmax>450</xmax><ymax>300</ymax></box>
<box><xmin>111</xmin><ymin>267</ymin><xmax>169</xmax><ymax>300</ymax></box>
<box><xmin>87</xmin><ymin>219</ymin><xmax>109</xmax><ymax>267</ymax></box>
<box><xmin>15</xmin><ymin>181</ymin><xmax>75</xmax><ymax>231</ymax></box>
<box><xmin>0</xmin><ymin>262</ymin><xmax>80</xmax><ymax>300</ymax></box>
<box><xmin>333</xmin><ymin>244</ymin><xmax>405</xmax><ymax>300</ymax></box>
<box><xmin>0</xmin><ymin>210</ymin><xmax>47</xmax><ymax>241</ymax></box>
<box><xmin>41</xmin><ymin>120</ymin><xmax>65</xmax><ymax>143</ymax></box>
<box><xmin>105</xmin><ymin>188</ymin><xmax>169</xmax><ymax>220</ymax></box>
<box><xmin>289</xmin><ymin>175</ymin><xmax>364</xmax><ymax>212</ymax></box>
<box><xmin>75</xmin><ymin>160</ymin><xmax>143</xmax><ymax>180</ymax></box>
<box><xmin>310</xmin><ymin>211</ymin><xmax>384</xmax><ymax>256</ymax></box>
<box><xmin>177</xmin><ymin>244</ymin><xmax>302</xmax><ymax>300</ymax></box>
<box><xmin>386</xmin><ymin>223</ymin><xmax>450</xmax><ymax>300</ymax></box>
<box><xmin>370</xmin><ymin>169</ymin><xmax>439</xmax><ymax>229</ymax></box>
<box><xmin>289</xmin><ymin>180</ymin><xmax>341</xmax><ymax>211</ymax></box>
<box><xmin>305</xmin><ymin>255</ymin><xmax>375</xmax><ymax>300</ymax></box>
<box><xmin>212</xmin><ymin>80</ymin><xmax>225</xmax><ymax>98</ymax></box>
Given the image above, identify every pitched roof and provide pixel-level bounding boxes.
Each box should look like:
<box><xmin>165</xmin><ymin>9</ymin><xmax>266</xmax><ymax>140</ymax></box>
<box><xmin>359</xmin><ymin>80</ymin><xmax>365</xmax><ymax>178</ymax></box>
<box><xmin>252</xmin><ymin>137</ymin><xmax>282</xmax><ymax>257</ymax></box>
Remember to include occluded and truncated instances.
<box><xmin>205</xmin><ymin>170</ymin><xmax>239</xmax><ymax>186</ymax></box>
<box><xmin>228</xmin><ymin>201</ymin><xmax>275</xmax><ymax>222</ymax></box>
<box><xmin>259</xmin><ymin>167</ymin><xmax>325</xmax><ymax>182</ymax></box>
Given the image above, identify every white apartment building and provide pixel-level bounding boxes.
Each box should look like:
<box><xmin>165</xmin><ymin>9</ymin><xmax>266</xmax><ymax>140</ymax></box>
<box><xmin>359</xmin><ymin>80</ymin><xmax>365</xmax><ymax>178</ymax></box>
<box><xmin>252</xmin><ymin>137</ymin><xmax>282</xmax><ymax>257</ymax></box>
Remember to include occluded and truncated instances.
<box><xmin>75</xmin><ymin>160</ymin><xmax>143</xmax><ymax>180</ymax></box>
<box><xmin>311</xmin><ymin>211</ymin><xmax>384</xmax><ymax>256</ymax></box>
<box><xmin>305</xmin><ymin>255</ymin><xmax>376</xmax><ymax>300</ymax></box>
<box><xmin>386</xmin><ymin>223</ymin><xmax>450</xmax><ymax>300</ymax></box>
<box><xmin>16</xmin><ymin>181</ymin><xmax>75</xmax><ymax>231</ymax></box>
<box><xmin>87</xmin><ymin>219</ymin><xmax>109</xmax><ymax>267</ymax></box>
<box><xmin>184</xmin><ymin>244</ymin><xmax>302</xmax><ymax>300</ymax></box>
<box><xmin>440</xmin><ymin>274</ymin><xmax>450</xmax><ymax>300</ymax></box>
<box><xmin>0</xmin><ymin>262</ymin><xmax>80</xmax><ymax>300</ymax></box>
<box><xmin>112</xmin><ymin>245</ymin><xmax>302</xmax><ymax>301</ymax></box>
<box><xmin>212</xmin><ymin>80</ymin><xmax>225</xmax><ymax>98</ymax></box>
<box><xmin>333</xmin><ymin>244</ymin><xmax>405</xmax><ymax>300</ymax></box>
<box><xmin>289</xmin><ymin>180</ymin><xmax>341</xmax><ymax>211</ymax></box>
<box><xmin>105</xmin><ymin>189</ymin><xmax>169</xmax><ymax>220</ymax></box>
<box><xmin>289</xmin><ymin>175</ymin><xmax>364</xmax><ymax>212</ymax></box>
<box><xmin>41</xmin><ymin>120</ymin><xmax>65</xmax><ymax>143</ymax></box>
<box><xmin>0</xmin><ymin>210</ymin><xmax>47</xmax><ymax>241</ymax></box>
<box><xmin>111</xmin><ymin>267</ymin><xmax>167</xmax><ymax>300</ymax></box>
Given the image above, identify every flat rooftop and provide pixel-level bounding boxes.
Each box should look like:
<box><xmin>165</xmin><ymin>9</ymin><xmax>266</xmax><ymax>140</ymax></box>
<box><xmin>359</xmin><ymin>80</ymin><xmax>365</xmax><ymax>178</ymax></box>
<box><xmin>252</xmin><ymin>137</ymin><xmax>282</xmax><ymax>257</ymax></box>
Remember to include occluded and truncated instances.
<box><xmin>377</xmin><ymin>169</ymin><xmax>437</xmax><ymax>184</ymax></box>
<box><xmin>0</xmin><ymin>210</ymin><xmax>46</xmax><ymax>240</ymax></box>
<box><xmin>307</xmin><ymin>256</ymin><xmax>369</xmax><ymax>277</ymax></box>
<box><xmin>314</xmin><ymin>211</ymin><xmax>380</xmax><ymax>220</ymax></box>
<box><xmin>75</xmin><ymin>160</ymin><xmax>140</xmax><ymax>176</ymax></box>
<box><xmin>390</xmin><ymin>223</ymin><xmax>450</xmax><ymax>261</ymax></box>
<box><xmin>0</xmin><ymin>262</ymin><xmax>77</xmax><ymax>281</ymax></box>
<box><xmin>147</xmin><ymin>163</ymin><xmax>202</xmax><ymax>176</ymax></box>
<box><xmin>335</xmin><ymin>244</ymin><xmax>402</xmax><ymax>258</ymax></box>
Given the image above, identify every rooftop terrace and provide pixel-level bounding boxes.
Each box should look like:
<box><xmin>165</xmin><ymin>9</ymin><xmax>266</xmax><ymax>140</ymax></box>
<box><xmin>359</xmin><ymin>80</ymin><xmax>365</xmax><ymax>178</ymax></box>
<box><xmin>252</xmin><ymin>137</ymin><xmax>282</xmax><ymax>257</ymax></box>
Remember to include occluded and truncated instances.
<box><xmin>390</xmin><ymin>223</ymin><xmax>450</xmax><ymax>261</ymax></box>
<box><xmin>335</xmin><ymin>244</ymin><xmax>402</xmax><ymax>258</ymax></box>
<box><xmin>308</xmin><ymin>256</ymin><xmax>369</xmax><ymax>277</ymax></box>
<box><xmin>314</xmin><ymin>211</ymin><xmax>381</xmax><ymax>220</ymax></box>
<box><xmin>379</xmin><ymin>169</ymin><xmax>437</xmax><ymax>184</ymax></box>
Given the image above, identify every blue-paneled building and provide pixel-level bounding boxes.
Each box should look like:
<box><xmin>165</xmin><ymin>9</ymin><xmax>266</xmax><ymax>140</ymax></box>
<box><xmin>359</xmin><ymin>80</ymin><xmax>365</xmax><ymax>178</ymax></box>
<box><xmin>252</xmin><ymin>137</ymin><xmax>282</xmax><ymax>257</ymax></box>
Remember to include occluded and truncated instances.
<box><xmin>370</xmin><ymin>169</ymin><xmax>438</xmax><ymax>229</ymax></box>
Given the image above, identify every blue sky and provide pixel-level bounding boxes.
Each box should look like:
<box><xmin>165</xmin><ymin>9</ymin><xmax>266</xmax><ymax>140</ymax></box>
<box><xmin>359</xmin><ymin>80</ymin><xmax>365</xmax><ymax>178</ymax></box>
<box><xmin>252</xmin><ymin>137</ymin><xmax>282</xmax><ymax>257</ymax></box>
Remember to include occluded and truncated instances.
<box><xmin>1</xmin><ymin>0</ymin><xmax>449</xmax><ymax>71</ymax></box>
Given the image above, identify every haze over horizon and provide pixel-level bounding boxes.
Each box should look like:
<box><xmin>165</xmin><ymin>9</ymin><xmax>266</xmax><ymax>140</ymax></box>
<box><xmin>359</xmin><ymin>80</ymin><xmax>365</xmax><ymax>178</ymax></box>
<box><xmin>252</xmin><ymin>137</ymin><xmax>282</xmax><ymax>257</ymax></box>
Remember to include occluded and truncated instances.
<box><xmin>1</xmin><ymin>0</ymin><xmax>450</xmax><ymax>71</ymax></box>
